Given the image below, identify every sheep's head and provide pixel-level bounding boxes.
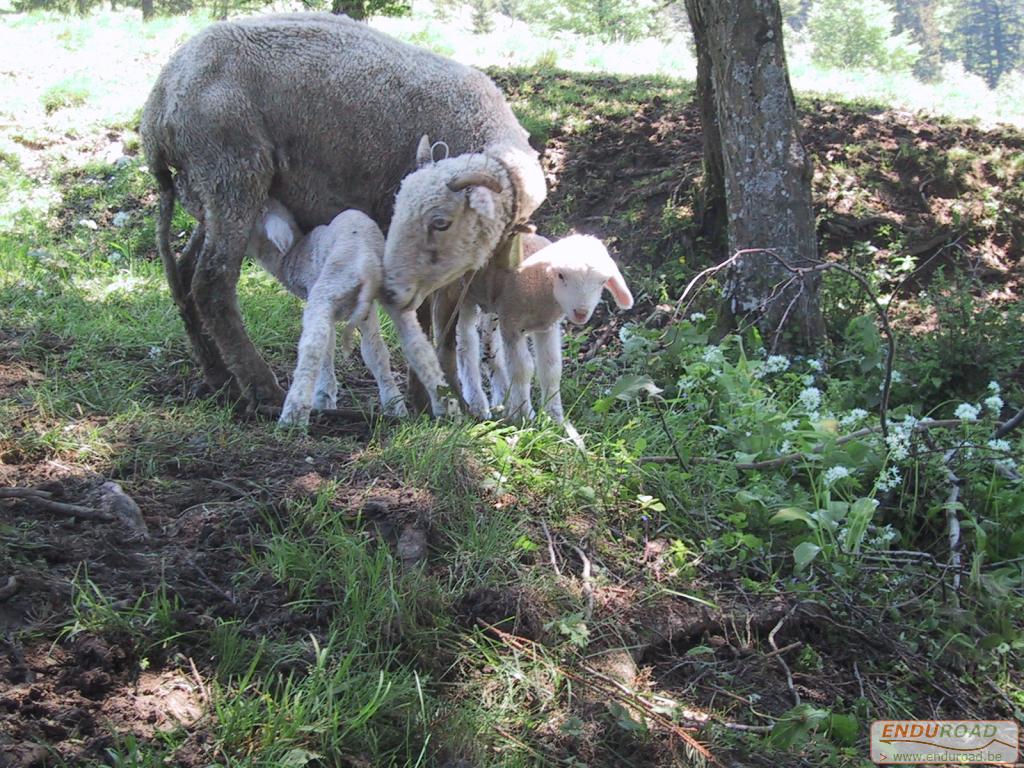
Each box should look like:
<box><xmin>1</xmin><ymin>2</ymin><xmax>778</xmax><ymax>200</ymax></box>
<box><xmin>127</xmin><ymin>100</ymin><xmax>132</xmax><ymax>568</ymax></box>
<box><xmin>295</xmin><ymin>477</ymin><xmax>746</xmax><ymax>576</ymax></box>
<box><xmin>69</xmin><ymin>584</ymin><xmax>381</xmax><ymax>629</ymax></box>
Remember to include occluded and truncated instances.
<box><xmin>545</xmin><ymin>235</ymin><xmax>634</xmax><ymax>325</ymax></box>
<box><xmin>381</xmin><ymin>136</ymin><xmax>510</xmax><ymax>311</ymax></box>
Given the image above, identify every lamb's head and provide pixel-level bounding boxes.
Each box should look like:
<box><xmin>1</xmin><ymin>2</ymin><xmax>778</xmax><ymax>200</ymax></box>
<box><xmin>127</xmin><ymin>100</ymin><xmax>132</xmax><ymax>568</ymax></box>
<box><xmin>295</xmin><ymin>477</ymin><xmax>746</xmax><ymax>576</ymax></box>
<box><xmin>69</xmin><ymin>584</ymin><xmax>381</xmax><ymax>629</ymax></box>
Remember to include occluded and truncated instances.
<box><xmin>546</xmin><ymin>235</ymin><xmax>634</xmax><ymax>325</ymax></box>
<box><xmin>381</xmin><ymin>136</ymin><xmax>511</xmax><ymax>311</ymax></box>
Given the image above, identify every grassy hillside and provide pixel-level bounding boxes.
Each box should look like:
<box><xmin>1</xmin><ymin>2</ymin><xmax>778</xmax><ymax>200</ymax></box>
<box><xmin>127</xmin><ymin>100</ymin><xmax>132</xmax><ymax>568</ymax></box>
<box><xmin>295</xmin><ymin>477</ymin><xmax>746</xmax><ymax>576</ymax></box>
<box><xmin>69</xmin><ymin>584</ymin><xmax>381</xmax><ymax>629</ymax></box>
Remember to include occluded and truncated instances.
<box><xmin>1</xmin><ymin>10</ymin><xmax>1023</xmax><ymax>768</ymax></box>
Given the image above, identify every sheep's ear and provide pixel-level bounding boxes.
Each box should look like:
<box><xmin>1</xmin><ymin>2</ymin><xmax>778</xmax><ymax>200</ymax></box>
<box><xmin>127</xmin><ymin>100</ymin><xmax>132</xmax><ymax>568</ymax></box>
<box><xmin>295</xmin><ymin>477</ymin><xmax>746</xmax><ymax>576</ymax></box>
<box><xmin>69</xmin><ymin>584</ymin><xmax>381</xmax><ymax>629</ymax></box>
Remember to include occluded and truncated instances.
<box><xmin>263</xmin><ymin>212</ymin><xmax>295</xmax><ymax>254</ymax></box>
<box><xmin>416</xmin><ymin>135</ymin><xmax>432</xmax><ymax>168</ymax></box>
<box><xmin>605</xmin><ymin>267</ymin><xmax>634</xmax><ymax>309</ymax></box>
<box><xmin>466</xmin><ymin>186</ymin><xmax>497</xmax><ymax>220</ymax></box>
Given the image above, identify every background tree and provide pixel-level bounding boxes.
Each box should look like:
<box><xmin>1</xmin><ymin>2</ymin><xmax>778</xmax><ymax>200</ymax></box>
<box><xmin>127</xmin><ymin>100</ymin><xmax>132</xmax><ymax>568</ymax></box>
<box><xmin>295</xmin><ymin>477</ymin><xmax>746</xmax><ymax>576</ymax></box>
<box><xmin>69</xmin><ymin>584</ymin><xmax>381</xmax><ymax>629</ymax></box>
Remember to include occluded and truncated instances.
<box><xmin>949</xmin><ymin>0</ymin><xmax>1023</xmax><ymax>87</ymax></box>
<box><xmin>889</xmin><ymin>0</ymin><xmax>943</xmax><ymax>81</ymax></box>
<box><xmin>686</xmin><ymin>0</ymin><xmax>825</xmax><ymax>353</ymax></box>
<box><xmin>807</xmin><ymin>0</ymin><xmax>919</xmax><ymax>71</ymax></box>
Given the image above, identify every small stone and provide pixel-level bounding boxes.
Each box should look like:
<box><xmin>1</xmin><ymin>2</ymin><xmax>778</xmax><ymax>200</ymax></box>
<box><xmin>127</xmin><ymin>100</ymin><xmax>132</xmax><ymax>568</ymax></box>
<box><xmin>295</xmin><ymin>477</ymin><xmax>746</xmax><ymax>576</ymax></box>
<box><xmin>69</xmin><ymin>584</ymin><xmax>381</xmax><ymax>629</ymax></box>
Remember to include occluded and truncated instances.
<box><xmin>111</xmin><ymin>211</ymin><xmax>130</xmax><ymax>228</ymax></box>
<box><xmin>397</xmin><ymin>525</ymin><xmax>428</xmax><ymax>567</ymax></box>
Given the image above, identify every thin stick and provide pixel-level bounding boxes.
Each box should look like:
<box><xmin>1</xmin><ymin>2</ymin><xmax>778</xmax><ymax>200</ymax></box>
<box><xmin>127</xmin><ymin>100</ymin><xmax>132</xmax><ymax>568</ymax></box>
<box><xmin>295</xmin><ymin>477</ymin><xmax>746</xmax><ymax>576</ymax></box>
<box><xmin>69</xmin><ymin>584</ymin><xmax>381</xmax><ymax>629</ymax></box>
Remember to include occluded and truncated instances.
<box><xmin>569</xmin><ymin>544</ymin><xmax>594</xmax><ymax>620</ymax></box>
<box><xmin>768</xmin><ymin>605</ymin><xmax>800</xmax><ymax>707</ymax></box>
<box><xmin>539</xmin><ymin>520</ymin><xmax>561</xmax><ymax>577</ymax></box>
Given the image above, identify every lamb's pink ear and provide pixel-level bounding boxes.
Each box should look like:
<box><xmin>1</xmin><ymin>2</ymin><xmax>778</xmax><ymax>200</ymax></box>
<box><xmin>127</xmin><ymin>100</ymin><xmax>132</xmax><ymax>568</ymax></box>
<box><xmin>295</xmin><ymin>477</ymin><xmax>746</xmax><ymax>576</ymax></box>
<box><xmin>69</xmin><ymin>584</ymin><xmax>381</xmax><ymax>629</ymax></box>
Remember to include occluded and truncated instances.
<box><xmin>605</xmin><ymin>266</ymin><xmax>634</xmax><ymax>309</ymax></box>
<box><xmin>416</xmin><ymin>134</ymin><xmax>432</xmax><ymax>168</ymax></box>
<box><xmin>262</xmin><ymin>211</ymin><xmax>295</xmax><ymax>254</ymax></box>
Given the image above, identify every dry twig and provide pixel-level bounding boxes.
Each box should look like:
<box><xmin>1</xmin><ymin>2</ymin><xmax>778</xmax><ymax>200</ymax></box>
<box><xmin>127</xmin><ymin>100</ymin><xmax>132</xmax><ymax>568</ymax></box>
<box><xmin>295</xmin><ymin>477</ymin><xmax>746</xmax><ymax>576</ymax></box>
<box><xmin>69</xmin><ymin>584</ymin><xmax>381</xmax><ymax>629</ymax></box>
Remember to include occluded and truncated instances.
<box><xmin>0</xmin><ymin>487</ymin><xmax>114</xmax><ymax>522</ymax></box>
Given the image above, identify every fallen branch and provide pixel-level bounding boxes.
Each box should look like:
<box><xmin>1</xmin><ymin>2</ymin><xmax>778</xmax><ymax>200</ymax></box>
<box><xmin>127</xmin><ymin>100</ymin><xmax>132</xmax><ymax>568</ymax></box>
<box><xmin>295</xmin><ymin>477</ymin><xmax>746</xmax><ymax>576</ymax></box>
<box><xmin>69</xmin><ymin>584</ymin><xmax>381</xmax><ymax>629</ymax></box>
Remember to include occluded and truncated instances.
<box><xmin>539</xmin><ymin>520</ymin><xmax>561</xmax><ymax>577</ymax></box>
<box><xmin>0</xmin><ymin>487</ymin><xmax>114</xmax><ymax>522</ymax></box>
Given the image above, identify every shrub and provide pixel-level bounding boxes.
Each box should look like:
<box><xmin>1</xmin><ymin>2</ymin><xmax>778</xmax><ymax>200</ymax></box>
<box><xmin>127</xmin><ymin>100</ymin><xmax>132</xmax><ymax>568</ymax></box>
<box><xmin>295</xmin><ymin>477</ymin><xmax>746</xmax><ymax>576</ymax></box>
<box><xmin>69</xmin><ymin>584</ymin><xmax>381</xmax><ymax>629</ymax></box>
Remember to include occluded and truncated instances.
<box><xmin>807</xmin><ymin>0</ymin><xmax>918</xmax><ymax>71</ymax></box>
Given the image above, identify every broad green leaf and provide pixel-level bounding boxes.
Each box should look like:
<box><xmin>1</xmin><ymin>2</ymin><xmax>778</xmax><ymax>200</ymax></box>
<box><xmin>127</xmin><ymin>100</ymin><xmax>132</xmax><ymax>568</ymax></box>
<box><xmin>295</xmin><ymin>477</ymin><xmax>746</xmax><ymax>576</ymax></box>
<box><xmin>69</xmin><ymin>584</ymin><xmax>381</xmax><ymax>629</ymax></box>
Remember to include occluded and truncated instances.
<box><xmin>771</xmin><ymin>507</ymin><xmax>816</xmax><ymax>529</ymax></box>
<box><xmin>828</xmin><ymin>713</ymin><xmax>859</xmax><ymax>745</ymax></box>
<box><xmin>610</xmin><ymin>374</ymin><xmax>663</xmax><ymax>401</ymax></box>
<box><xmin>793</xmin><ymin>541</ymin><xmax>821</xmax><ymax>572</ymax></box>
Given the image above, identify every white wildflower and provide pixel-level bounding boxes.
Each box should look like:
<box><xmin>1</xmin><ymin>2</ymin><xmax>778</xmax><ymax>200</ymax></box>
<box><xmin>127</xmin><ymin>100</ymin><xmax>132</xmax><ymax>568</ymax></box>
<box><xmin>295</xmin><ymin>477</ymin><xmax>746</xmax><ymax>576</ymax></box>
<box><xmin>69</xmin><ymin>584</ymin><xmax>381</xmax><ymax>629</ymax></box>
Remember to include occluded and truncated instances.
<box><xmin>112</xmin><ymin>211</ymin><xmax>131</xmax><ymax>228</ymax></box>
<box><xmin>148</xmin><ymin>345</ymin><xmax>162</xmax><ymax>360</ymax></box>
<box><xmin>807</xmin><ymin>359</ymin><xmax>823</xmax><ymax>371</ymax></box>
<box><xmin>884</xmin><ymin>415</ymin><xmax>918</xmax><ymax>462</ymax></box>
<box><xmin>702</xmin><ymin>346</ymin><xmax>724</xmax><ymax>365</ymax></box>
<box><xmin>988</xmin><ymin>380</ymin><xmax>1001</xmax><ymax>394</ymax></box>
<box><xmin>996</xmin><ymin>458</ymin><xmax>1018</xmax><ymax>474</ymax></box>
<box><xmin>798</xmin><ymin>386</ymin><xmax>822</xmax><ymax>413</ymax></box>
<box><xmin>840</xmin><ymin>408</ymin><xmax>869</xmax><ymax>427</ymax></box>
<box><xmin>802</xmin><ymin>375</ymin><xmax>815</xmax><ymax>386</ymax></box>
<box><xmin>985</xmin><ymin>394</ymin><xmax>1004</xmax><ymax>414</ymax></box>
<box><xmin>78</xmin><ymin>218</ymin><xmax>98</xmax><ymax>230</ymax></box>
<box><xmin>689</xmin><ymin>312</ymin><xmax>707</xmax><ymax>322</ymax></box>
<box><xmin>954</xmin><ymin>403</ymin><xmax>980</xmax><ymax>420</ymax></box>
<box><xmin>868</xmin><ymin>524</ymin><xmax>898</xmax><ymax>547</ymax></box>
<box><xmin>891</xmin><ymin>370</ymin><xmax>904</xmax><ymax>384</ymax></box>
<box><xmin>823</xmin><ymin>465</ymin><xmax>851</xmax><ymax>486</ymax></box>
<box><xmin>676</xmin><ymin>376</ymin><xmax>697</xmax><ymax>392</ymax></box>
<box><xmin>779</xmin><ymin>440</ymin><xmax>793</xmax><ymax>454</ymax></box>
<box><xmin>781</xmin><ymin>419</ymin><xmax>799</xmax><ymax>432</ymax></box>
<box><xmin>618</xmin><ymin>326</ymin><xmax>635</xmax><ymax>344</ymax></box>
<box><xmin>987</xmin><ymin>439</ymin><xmax>1012</xmax><ymax>453</ymax></box>
<box><xmin>764</xmin><ymin>355</ymin><xmax>790</xmax><ymax>373</ymax></box>
<box><xmin>874</xmin><ymin>465</ymin><xmax>903</xmax><ymax>492</ymax></box>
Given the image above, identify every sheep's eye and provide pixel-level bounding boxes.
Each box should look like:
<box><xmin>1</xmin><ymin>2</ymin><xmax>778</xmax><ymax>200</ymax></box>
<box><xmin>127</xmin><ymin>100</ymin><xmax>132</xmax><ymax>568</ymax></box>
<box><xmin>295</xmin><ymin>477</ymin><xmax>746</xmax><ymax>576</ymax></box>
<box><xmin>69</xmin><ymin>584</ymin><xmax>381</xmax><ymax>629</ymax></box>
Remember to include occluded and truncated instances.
<box><xmin>429</xmin><ymin>215</ymin><xmax>451</xmax><ymax>232</ymax></box>
<box><xmin>557</xmin><ymin>272</ymin><xmax>565</xmax><ymax>281</ymax></box>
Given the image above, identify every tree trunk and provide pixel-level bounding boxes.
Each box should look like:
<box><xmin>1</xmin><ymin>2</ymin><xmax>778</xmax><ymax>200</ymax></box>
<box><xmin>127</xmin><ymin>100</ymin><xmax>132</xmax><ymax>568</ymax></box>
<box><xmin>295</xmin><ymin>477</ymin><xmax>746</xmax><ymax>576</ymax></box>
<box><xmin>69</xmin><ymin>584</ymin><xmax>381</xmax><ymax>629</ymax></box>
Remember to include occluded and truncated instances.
<box><xmin>141</xmin><ymin>0</ymin><xmax>154</xmax><ymax>20</ymax></box>
<box><xmin>689</xmin><ymin>0</ymin><xmax>824</xmax><ymax>354</ymax></box>
<box><xmin>331</xmin><ymin>0</ymin><xmax>367</xmax><ymax>19</ymax></box>
<box><xmin>684</xmin><ymin>0</ymin><xmax>727</xmax><ymax>257</ymax></box>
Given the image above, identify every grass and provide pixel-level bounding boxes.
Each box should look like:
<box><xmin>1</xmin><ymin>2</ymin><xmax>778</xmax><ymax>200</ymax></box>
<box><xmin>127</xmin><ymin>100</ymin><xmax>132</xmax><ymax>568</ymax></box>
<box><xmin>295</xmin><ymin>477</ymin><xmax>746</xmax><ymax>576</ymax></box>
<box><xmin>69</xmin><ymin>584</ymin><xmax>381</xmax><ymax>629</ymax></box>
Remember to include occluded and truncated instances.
<box><xmin>0</xmin><ymin>8</ymin><xmax>1022</xmax><ymax>768</ymax></box>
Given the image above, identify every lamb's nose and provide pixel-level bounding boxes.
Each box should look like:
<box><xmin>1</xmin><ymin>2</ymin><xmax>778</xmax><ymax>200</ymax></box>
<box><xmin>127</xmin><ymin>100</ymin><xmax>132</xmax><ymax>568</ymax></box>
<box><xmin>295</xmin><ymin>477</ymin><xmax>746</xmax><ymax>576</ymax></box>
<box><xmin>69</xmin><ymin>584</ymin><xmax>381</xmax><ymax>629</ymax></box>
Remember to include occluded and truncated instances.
<box><xmin>573</xmin><ymin>310</ymin><xmax>588</xmax><ymax>323</ymax></box>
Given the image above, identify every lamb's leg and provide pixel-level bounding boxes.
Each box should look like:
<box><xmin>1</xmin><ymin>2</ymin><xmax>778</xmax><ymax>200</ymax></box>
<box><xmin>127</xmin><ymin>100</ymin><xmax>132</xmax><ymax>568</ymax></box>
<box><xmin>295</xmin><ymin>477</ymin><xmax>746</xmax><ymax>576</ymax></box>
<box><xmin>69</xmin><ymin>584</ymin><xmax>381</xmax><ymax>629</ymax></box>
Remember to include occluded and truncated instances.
<box><xmin>503</xmin><ymin>326</ymin><xmax>535</xmax><ymax>424</ymax></box>
<box><xmin>169</xmin><ymin>225</ymin><xmax>237</xmax><ymax>397</ymax></box>
<box><xmin>456</xmin><ymin>304</ymin><xmax>490</xmax><ymax>419</ymax></box>
<box><xmin>482</xmin><ymin>314</ymin><xmax>510</xmax><ymax>411</ymax></box>
<box><xmin>312</xmin><ymin>321</ymin><xmax>338</xmax><ymax>411</ymax></box>
<box><xmin>384</xmin><ymin>305</ymin><xmax>458</xmax><ymax>418</ymax></box>
<box><xmin>280</xmin><ymin>296</ymin><xmax>336</xmax><ymax>426</ymax></box>
<box><xmin>532</xmin><ymin>326</ymin><xmax>564</xmax><ymax>424</ymax></box>
<box><xmin>358</xmin><ymin>306</ymin><xmax>408</xmax><ymax>417</ymax></box>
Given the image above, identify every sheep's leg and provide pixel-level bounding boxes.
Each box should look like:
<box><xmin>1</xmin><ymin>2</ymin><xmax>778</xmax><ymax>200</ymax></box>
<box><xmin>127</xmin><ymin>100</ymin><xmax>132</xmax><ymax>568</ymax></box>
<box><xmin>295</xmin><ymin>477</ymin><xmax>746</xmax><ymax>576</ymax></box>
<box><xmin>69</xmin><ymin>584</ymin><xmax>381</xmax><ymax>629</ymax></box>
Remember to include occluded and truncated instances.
<box><xmin>384</xmin><ymin>305</ymin><xmax>458</xmax><ymax>418</ymax></box>
<box><xmin>312</xmin><ymin>321</ymin><xmax>339</xmax><ymax>411</ymax></box>
<box><xmin>191</xmin><ymin>151</ymin><xmax>284</xmax><ymax>411</ymax></box>
<box><xmin>405</xmin><ymin>302</ymin><xmax>432</xmax><ymax>415</ymax></box>
<box><xmin>456</xmin><ymin>304</ymin><xmax>490</xmax><ymax>419</ymax></box>
<box><xmin>532</xmin><ymin>326</ymin><xmax>564</xmax><ymax>424</ymax></box>
<box><xmin>168</xmin><ymin>225</ymin><xmax>238</xmax><ymax>397</ymax></box>
<box><xmin>431</xmin><ymin>283</ymin><xmax>466</xmax><ymax>409</ymax></box>
<box><xmin>280</xmin><ymin>296</ymin><xmax>336</xmax><ymax>426</ymax></box>
<box><xmin>503</xmin><ymin>326</ymin><xmax>535</xmax><ymax>424</ymax></box>
<box><xmin>482</xmin><ymin>314</ymin><xmax>510</xmax><ymax>411</ymax></box>
<box><xmin>358</xmin><ymin>306</ymin><xmax>408</xmax><ymax>417</ymax></box>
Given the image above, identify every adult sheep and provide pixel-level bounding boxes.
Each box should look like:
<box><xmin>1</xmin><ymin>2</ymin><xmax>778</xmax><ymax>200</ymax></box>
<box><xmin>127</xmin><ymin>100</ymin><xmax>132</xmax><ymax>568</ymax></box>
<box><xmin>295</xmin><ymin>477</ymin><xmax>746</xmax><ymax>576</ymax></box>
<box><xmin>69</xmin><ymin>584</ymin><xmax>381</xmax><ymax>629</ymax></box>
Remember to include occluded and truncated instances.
<box><xmin>140</xmin><ymin>12</ymin><xmax>546</xmax><ymax>415</ymax></box>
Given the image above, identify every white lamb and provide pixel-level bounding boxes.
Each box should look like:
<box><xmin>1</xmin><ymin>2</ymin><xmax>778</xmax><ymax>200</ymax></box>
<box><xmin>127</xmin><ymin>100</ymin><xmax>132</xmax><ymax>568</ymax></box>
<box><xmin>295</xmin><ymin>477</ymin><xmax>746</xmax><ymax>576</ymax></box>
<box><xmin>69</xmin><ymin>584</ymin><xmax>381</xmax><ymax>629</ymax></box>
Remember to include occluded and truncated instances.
<box><xmin>247</xmin><ymin>200</ymin><xmax>416</xmax><ymax>426</ymax></box>
<box><xmin>456</xmin><ymin>233</ymin><xmax>634</xmax><ymax>424</ymax></box>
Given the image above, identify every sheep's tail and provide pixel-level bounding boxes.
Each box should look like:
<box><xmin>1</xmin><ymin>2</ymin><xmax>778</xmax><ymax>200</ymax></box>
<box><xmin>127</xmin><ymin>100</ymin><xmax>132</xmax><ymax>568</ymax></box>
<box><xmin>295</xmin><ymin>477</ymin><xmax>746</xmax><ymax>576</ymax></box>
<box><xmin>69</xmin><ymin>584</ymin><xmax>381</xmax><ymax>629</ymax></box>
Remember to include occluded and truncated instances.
<box><xmin>154</xmin><ymin>160</ymin><xmax>188</xmax><ymax>310</ymax></box>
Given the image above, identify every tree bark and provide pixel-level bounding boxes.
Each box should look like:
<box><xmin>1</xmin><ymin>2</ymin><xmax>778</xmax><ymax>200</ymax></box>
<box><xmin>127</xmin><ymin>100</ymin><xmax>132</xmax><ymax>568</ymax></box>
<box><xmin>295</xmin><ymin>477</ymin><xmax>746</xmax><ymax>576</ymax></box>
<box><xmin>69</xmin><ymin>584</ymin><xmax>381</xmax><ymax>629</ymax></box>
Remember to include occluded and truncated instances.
<box><xmin>684</xmin><ymin>0</ymin><xmax>727</xmax><ymax>256</ymax></box>
<box><xmin>141</xmin><ymin>0</ymin><xmax>154</xmax><ymax>20</ymax></box>
<box><xmin>331</xmin><ymin>0</ymin><xmax>367</xmax><ymax>19</ymax></box>
<box><xmin>688</xmin><ymin>0</ymin><xmax>825</xmax><ymax>354</ymax></box>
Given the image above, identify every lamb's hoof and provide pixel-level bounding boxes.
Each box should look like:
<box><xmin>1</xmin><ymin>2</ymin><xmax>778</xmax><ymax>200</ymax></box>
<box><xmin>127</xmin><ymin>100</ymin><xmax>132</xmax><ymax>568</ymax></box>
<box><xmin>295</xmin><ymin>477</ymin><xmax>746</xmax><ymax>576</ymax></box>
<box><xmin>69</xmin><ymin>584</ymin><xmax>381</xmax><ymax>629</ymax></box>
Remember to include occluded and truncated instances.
<box><xmin>384</xmin><ymin>399</ymin><xmax>409</xmax><ymax>418</ymax></box>
<box><xmin>312</xmin><ymin>391</ymin><xmax>338</xmax><ymax>411</ymax></box>
<box><xmin>278</xmin><ymin>401</ymin><xmax>311</xmax><ymax>427</ymax></box>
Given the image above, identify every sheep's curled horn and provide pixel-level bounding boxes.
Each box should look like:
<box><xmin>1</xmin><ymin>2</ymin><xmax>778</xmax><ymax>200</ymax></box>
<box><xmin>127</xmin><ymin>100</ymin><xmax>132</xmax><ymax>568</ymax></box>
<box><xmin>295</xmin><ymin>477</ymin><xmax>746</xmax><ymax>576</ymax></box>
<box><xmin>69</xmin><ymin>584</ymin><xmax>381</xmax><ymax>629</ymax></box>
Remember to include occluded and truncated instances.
<box><xmin>447</xmin><ymin>172</ymin><xmax>502</xmax><ymax>194</ymax></box>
